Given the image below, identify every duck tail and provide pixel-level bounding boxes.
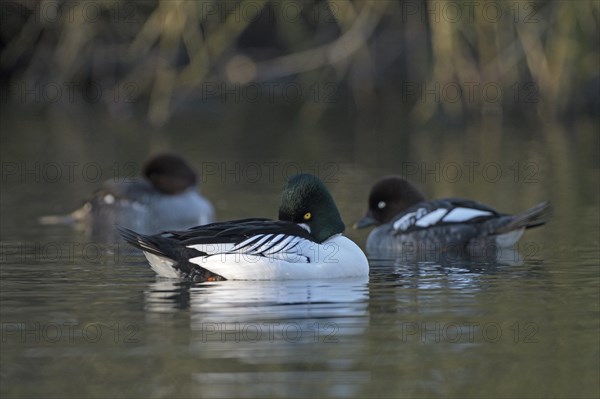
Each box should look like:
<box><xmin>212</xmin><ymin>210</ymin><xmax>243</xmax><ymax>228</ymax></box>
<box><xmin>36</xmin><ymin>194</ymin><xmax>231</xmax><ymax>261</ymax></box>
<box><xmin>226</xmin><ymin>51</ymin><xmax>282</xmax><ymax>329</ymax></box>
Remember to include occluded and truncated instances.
<box><xmin>494</xmin><ymin>201</ymin><xmax>552</xmax><ymax>234</ymax></box>
<box><xmin>117</xmin><ymin>226</ymin><xmax>223</xmax><ymax>281</ymax></box>
<box><xmin>117</xmin><ymin>226</ymin><xmax>170</xmax><ymax>258</ymax></box>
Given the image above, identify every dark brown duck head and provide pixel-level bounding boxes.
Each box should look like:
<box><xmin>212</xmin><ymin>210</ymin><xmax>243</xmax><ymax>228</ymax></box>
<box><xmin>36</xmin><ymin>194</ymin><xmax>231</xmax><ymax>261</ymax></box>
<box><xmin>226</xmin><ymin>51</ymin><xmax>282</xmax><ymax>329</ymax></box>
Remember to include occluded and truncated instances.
<box><xmin>143</xmin><ymin>154</ymin><xmax>198</xmax><ymax>195</ymax></box>
<box><xmin>354</xmin><ymin>176</ymin><xmax>426</xmax><ymax>229</ymax></box>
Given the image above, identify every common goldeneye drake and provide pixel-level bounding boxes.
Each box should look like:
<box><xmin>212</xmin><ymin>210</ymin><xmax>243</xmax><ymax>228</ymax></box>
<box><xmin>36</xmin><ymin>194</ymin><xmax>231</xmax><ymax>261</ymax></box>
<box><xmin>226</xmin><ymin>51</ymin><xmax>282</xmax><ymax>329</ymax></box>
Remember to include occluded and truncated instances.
<box><xmin>354</xmin><ymin>176</ymin><xmax>550</xmax><ymax>256</ymax></box>
<box><xmin>119</xmin><ymin>174</ymin><xmax>369</xmax><ymax>281</ymax></box>
<box><xmin>40</xmin><ymin>154</ymin><xmax>214</xmax><ymax>236</ymax></box>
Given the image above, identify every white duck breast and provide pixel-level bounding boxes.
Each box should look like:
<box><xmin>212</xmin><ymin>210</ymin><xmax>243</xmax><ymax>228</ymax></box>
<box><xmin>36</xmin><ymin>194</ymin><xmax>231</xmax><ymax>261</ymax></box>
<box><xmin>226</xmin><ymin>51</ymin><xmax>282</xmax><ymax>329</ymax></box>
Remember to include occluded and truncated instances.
<box><xmin>191</xmin><ymin>235</ymin><xmax>368</xmax><ymax>280</ymax></box>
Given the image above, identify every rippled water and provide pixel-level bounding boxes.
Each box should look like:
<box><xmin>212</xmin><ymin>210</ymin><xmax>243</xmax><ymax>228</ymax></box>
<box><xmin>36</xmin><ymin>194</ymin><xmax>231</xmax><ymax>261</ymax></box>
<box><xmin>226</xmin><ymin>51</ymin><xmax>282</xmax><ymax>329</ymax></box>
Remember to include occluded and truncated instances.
<box><xmin>1</xmin><ymin>110</ymin><xmax>598</xmax><ymax>398</ymax></box>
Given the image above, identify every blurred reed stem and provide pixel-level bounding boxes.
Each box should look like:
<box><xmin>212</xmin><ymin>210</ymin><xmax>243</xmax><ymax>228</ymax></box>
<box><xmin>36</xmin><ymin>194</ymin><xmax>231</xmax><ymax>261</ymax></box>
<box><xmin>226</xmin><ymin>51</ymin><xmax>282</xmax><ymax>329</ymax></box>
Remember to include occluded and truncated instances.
<box><xmin>0</xmin><ymin>0</ymin><xmax>597</xmax><ymax>127</ymax></box>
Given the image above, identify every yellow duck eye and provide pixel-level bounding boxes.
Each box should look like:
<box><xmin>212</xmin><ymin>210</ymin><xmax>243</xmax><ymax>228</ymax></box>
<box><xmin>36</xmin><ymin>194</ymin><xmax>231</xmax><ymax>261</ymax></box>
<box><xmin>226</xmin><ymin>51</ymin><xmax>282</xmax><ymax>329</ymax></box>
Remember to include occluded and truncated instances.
<box><xmin>303</xmin><ymin>212</ymin><xmax>312</xmax><ymax>220</ymax></box>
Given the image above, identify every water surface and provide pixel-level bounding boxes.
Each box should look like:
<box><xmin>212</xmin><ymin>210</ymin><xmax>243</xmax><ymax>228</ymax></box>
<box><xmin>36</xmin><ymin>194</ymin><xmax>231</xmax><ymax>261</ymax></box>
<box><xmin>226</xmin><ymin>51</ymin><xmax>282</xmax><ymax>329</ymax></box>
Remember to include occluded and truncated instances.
<box><xmin>1</xmin><ymin>109</ymin><xmax>598</xmax><ymax>398</ymax></box>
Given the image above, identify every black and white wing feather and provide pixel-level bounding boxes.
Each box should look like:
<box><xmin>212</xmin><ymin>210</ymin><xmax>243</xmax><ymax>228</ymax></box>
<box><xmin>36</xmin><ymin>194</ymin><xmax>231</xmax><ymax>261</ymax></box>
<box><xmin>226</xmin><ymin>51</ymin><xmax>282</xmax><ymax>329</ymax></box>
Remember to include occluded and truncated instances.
<box><xmin>119</xmin><ymin>218</ymin><xmax>316</xmax><ymax>262</ymax></box>
<box><xmin>391</xmin><ymin>199</ymin><xmax>502</xmax><ymax>234</ymax></box>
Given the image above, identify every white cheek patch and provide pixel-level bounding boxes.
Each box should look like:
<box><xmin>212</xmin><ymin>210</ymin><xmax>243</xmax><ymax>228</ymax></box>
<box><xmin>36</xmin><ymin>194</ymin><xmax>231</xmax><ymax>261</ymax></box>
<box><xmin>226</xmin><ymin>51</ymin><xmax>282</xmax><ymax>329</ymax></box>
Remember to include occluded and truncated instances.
<box><xmin>415</xmin><ymin>208</ymin><xmax>448</xmax><ymax>227</ymax></box>
<box><xmin>103</xmin><ymin>194</ymin><xmax>115</xmax><ymax>204</ymax></box>
<box><xmin>442</xmin><ymin>207</ymin><xmax>493</xmax><ymax>223</ymax></box>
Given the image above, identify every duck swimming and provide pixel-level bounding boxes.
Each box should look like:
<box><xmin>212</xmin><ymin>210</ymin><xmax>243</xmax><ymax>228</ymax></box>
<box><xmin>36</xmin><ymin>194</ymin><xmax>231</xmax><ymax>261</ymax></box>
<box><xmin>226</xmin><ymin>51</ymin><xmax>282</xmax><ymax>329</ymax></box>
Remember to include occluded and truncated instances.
<box><xmin>355</xmin><ymin>176</ymin><xmax>550</xmax><ymax>257</ymax></box>
<box><xmin>40</xmin><ymin>153</ymin><xmax>214</xmax><ymax>237</ymax></box>
<box><xmin>119</xmin><ymin>174</ymin><xmax>369</xmax><ymax>281</ymax></box>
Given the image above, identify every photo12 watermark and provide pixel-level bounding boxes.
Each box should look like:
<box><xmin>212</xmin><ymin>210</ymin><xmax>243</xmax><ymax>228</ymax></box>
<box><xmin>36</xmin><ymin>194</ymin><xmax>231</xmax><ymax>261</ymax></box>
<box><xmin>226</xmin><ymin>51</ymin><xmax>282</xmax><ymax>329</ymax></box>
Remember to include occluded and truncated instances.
<box><xmin>399</xmin><ymin>321</ymin><xmax>540</xmax><ymax>343</ymax></box>
<box><xmin>0</xmin><ymin>241</ymin><xmax>142</xmax><ymax>265</ymax></box>
<box><xmin>0</xmin><ymin>161</ymin><xmax>341</xmax><ymax>185</ymax></box>
<box><xmin>390</xmin><ymin>240</ymin><xmax>544</xmax><ymax>263</ymax></box>
<box><xmin>200</xmin><ymin>82</ymin><xmax>339</xmax><ymax>104</ymax></box>
<box><xmin>400</xmin><ymin>1</ymin><xmax>540</xmax><ymax>24</ymax></box>
<box><xmin>193</xmin><ymin>321</ymin><xmax>340</xmax><ymax>343</ymax></box>
<box><xmin>399</xmin><ymin>161</ymin><xmax>541</xmax><ymax>184</ymax></box>
<box><xmin>400</xmin><ymin>81</ymin><xmax>539</xmax><ymax>105</ymax></box>
<box><xmin>1</xmin><ymin>322</ymin><xmax>140</xmax><ymax>344</ymax></box>
<box><xmin>0</xmin><ymin>1</ymin><xmax>140</xmax><ymax>25</ymax></box>
<box><xmin>0</xmin><ymin>239</ymin><xmax>545</xmax><ymax>267</ymax></box>
<box><xmin>0</xmin><ymin>239</ymin><xmax>343</xmax><ymax>266</ymax></box>
<box><xmin>1</xmin><ymin>81</ymin><xmax>140</xmax><ymax>105</ymax></box>
<box><xmin>1</xmin><ymin>161</ymin><xmax>123</xmax><ymax>184</ymax></box>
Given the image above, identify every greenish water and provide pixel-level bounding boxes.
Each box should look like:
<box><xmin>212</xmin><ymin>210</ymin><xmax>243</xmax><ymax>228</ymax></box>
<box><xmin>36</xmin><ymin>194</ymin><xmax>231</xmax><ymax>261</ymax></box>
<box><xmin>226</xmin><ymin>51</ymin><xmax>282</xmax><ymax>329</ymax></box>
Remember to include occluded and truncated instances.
<box><xmin>1</xmin><ymin>108</ymin><xmax>598</xmax><ymax>398</ymax></box>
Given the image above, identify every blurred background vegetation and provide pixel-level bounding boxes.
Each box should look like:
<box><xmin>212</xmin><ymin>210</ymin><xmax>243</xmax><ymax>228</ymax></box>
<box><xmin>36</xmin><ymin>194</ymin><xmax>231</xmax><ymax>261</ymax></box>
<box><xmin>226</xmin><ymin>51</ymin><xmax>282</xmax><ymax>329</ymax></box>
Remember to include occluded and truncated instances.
<box><xmin>1</xmin><ymin>0</ymin><xmax>598</xmax><ymax>127</ymax></box>
<box><xmin>0</xmin><ymin>0</ymin><xmax>598</xmax><ymax>261</ymax></box>
<box><xmin>1</xmin><ymin>1</ymin><xmax>598</xmax><ymax>230</ymax></box>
